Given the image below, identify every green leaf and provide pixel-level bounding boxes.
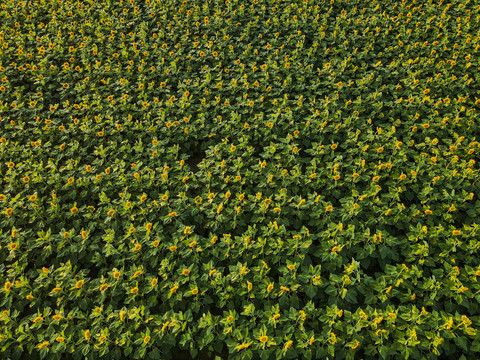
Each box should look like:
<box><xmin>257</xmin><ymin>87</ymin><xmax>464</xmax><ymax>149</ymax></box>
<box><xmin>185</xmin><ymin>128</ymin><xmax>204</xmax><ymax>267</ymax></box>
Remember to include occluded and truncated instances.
<box><xmin>379</xmin><ymin>346</ymin><xmax>387</xmax><ymax>359</ymax></box>
<box><xmin>344</xmin><ymin>290</ymin><xmax>357</xmax><ymax>304</ymax></box>
<box><xmin>305</xmin><ymin>285</ymin><xmax>317</xmax><ymax>299</ymax></box>
<box><xmin>149</xmin><ymin>348</ymin><xmax>162</xmax><ymax>359</ymax></box>
<box><xmin>454</xmin><ymin>337</ymin><xmax>468</xmax><ymax>351</ymax></box>
<box><xmin>325</xmin><ymin>285</ymin><xmax>337</xmax><ymax>296</ymax></box>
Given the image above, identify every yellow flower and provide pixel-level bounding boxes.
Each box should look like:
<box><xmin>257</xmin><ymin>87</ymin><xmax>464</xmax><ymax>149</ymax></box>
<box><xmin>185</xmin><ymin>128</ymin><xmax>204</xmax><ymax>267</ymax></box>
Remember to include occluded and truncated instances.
<box><xmin>131</xmin><ymin>287</ymin><xmax>139</xmax><ymax>294</ymax></box>
<box><xmin>332</xmin><ymin>246</ymin><xmax>341</xmax><ymax>252</ymax></box>
<box><xmin>236</xmin><ymin>343</ymin><xmax>250</xmax><ymax>351</ymax></box>
<box><xmin>151</xmin><ymin>278</ymin><xmax>158</xmax><ymax>286</ymax></box>
<box><xmin>259</xmin><ymin>336</ymin><xmax>268</xmax><ymax>343</ymax></box>
<box><xmin>444</xmin><ymin>318</ymin><xmax>453</xmax><ymax>329</ymax></box>
<box><xmin>349</xmin><ymin>339</ymin><xmax>360</xmax><ymax>349</ymax></box>
<box><xmin>33</xmin><ymin>316</ymin><xmax>43</xmax><ymax>323</ymax></box>
<box><xmin>161</xmin><ymin>321</ymin><xmax>170</xmax><ymax>331</ymax></box>
<box><xmin>75</xmin><ymin>280</ymin><xmax>84</xmax><ymax>288</ymax></box>
<box><xmin>326</xmin><ymin>205</ymin><xmax>333</xmax><ymax>212</ymax></box>
<box><xmin>134</xmin><ymin>244</ymin><xmax>141</xmax><ymax>251</ymax></box>
<box><xmin>70</xmin><ymin>206</ymin><xmax>78</xmax><ymax>214</ymax></box>
<box><xmin>107</xmin><ymin>209</ymin><xmax>115</xmax><ymax>216</ymax></box>
<box><xmin>169</xmin><ymin>245</ymin><xmax>177</xmax><ymax>252</ymax></box>
<box><xmin>0</xmin><ymin>194</ymin><xmax>6</xmax><ymax>201</ymax></box>
<box><xmin>287</xmin><ymin>264</ymin><xmax>295</xmax><ymax>271</ymax></box>
<box><xmin>37</xmin><ymin>341</ymin><xmax>50</xmax><ymax>349</ymax></box>
<box><xmin>182</xmin><ymin>269</ymin><xmax>191</xmax><ymax>276</ymax></box>
<box><xmin>192</xmin><ymin>288</ymin><xmax>198</xmax><ymax>295</ymax></box>
<box><xmin>144</xmin><ymin>335</ymin><xmax>151</xmax><ymax>344</ymax></box>
<box><xmin>280</xmin><ymin>286</ymin><xmax>290</xmax><ymax>292</ymax></box>
<box><xmin>23</xmin><ymin>176</ymin><xmax>30</xmax><ymax>183</ymax></box>
<box><xmin>56</xmin><ymin>337</ymin><xmax>65</xmax><ymax>342</ymax></box>
<box><xmin>4</xmin><ymin>281</ymin><xmax>11</xmax><ymax>291</ymax></box>
<box><xmin>170</xmin><ymin>286</ymin><xmax>178</xmax><ymax>293</ymax></box>
<box><xmin>452</xmin><ymin>230</ymin><xmax>461</xmax><ymax>236</ymax></box>
<box><xmin>462</xmin><ymin>315</ymin><xmax>472</xmax><ymax>326</ymax></box>
<box><xmin>328</xmin><ymin>332</ymin><xmax>337</xmax><ymax>344</ymax></box>
<box><xmin>9</xmin><ymin>243</ymin><xmax>18</xmax><ymax>251</ymax></box>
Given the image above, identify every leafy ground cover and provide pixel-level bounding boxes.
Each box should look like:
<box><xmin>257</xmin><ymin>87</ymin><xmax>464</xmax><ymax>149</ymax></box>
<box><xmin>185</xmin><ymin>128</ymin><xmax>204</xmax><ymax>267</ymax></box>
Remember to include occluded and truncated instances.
<box><xmin>1</xmin><ymin>0</ymin><xmax>480</xmax><ymax>359</ymax></box>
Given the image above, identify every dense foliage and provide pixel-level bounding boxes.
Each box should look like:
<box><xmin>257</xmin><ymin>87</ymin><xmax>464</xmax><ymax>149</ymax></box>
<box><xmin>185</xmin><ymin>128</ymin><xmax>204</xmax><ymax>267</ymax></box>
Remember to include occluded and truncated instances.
<box><xmin>1</xmin><ymin>0</ymin><xmax>480</xmax><ymax>359</ymax></box>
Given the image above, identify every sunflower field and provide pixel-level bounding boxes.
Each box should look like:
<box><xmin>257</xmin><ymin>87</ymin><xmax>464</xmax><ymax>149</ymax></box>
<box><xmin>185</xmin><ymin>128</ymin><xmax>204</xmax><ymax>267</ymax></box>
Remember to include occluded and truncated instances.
<box><xmin>0</xmin><ymin>0</ymin><xmax>479</xmax><ymax>359</ymax></box>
